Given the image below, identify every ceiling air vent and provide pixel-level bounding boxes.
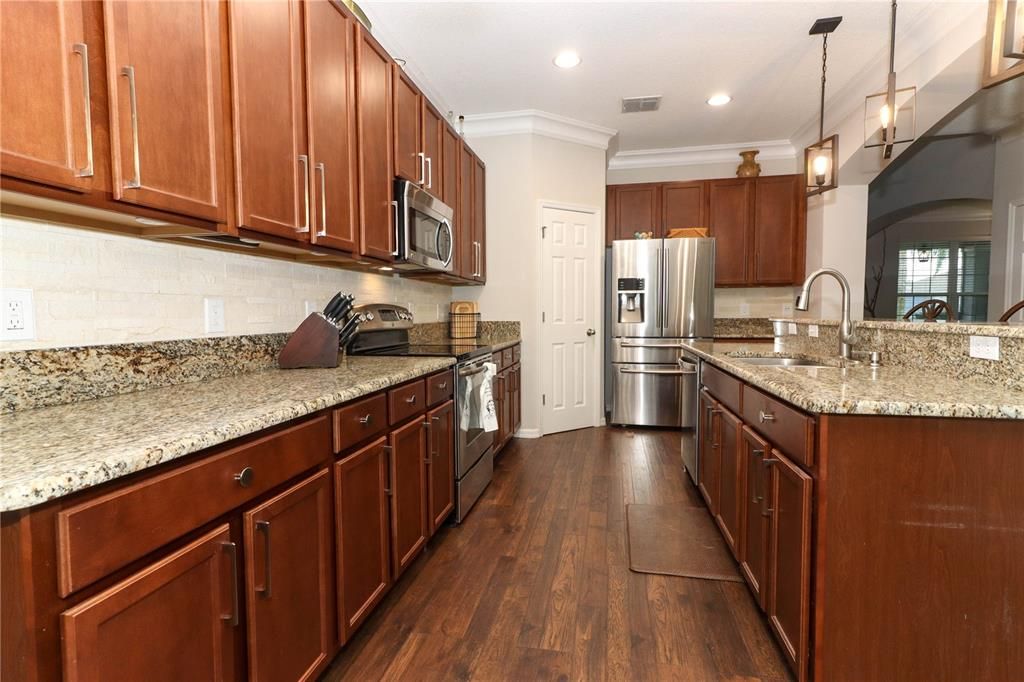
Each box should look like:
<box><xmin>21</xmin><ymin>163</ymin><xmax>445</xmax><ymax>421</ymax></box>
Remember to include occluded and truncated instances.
<box><xmin>621</xmin><ymin>96</ymin><xmax>662</xmax><ymax>113</ymax></box>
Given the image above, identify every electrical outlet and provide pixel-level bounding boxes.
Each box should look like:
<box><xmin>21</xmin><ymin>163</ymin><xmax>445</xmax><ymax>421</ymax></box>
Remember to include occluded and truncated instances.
<box><xmin>809</xmin><ymin>324</ymin><xmax>819</xmax><ymax>338</ymax></box>
<box><xmin>2</xmin><ymin>288</ymin><xmax>35</xmax><ymax>341</ymax></box>
<box><xmin>788</xmin><ymin>322</ymin><xmax>798</xmax><ymax>336</ymax></box>
<box><xmin>204</xmin><ymin>297</ymin><xmax>225</xmax><ymax>334</ymax></box>
<box><xmin>781</xmin><ymin>302</ymin><xmax>794</xmax><ymax>315</ymax></box>
<box><xmin>739</xmin><ymin>302</ymin><xmax>751</xmax><ymax>316</ymax></box>
<box><xmin>969</xmin><ymin>336</ymin><xmax>999</xmax><ymax>361</ymax></box>
<box><xmin>305</xmin><ymin>300</ymin><xmax>319</xmax><ymax>317</ymax></box>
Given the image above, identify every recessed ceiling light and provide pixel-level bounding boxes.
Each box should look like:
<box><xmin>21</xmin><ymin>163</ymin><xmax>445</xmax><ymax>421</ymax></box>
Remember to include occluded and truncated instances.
<box><xmin>553</xmin><ymin>50</ymin><xmax>581</xmax><ymax>69</ymax></box>
<box><xmin>706</xmin><ymin>94</ymin><xmax>732</xmax><ymax>107</ymax></box>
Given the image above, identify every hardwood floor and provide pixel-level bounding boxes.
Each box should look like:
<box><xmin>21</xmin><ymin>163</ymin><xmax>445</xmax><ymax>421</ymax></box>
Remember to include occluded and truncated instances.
<box><xmin>322</xmin><ymin>427</ymin><xmax>791</xmax><ymax>681</ymax></box>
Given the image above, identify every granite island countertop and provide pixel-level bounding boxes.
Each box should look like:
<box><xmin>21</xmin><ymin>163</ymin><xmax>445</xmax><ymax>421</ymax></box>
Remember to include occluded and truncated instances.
<box><xmin>682</xmin><ymin>341</ymin><xmax>1024</xmax><ymax>420</ymax></box>
<box><xmin>0</xmin><ymin>355</ymin><xmax>454</xmax><ymax>512</ymax></box>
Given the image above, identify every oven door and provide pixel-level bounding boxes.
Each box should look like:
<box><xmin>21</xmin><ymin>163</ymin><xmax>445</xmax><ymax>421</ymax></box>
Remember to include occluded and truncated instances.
<box><xmin>396</xmin><ymin>179</ymin><xmax>454</xmax><ymax>272</ymax></box>
<box><xmin>456</xmin><ymin>356</ymin><xmax>495</xmax><ymax>478</ymax></box>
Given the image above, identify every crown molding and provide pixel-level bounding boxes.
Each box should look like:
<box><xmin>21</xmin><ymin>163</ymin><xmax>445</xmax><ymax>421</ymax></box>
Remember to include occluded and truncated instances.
<box><xmin>607</xmin><ymin>139</ymin><xmax>796</xmax><ymax>171</ymax></box>
<box><xmin>461</xmin><ymin>110</ymin><xmax>617</xmax><ymax>150</ymax></box>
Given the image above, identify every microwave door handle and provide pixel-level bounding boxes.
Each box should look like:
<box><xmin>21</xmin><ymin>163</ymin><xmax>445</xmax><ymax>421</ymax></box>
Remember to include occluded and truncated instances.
<box><xmin>391</xmin><ymin>200</ymin><xmax>400</xmax><ymax>257</ymax></box>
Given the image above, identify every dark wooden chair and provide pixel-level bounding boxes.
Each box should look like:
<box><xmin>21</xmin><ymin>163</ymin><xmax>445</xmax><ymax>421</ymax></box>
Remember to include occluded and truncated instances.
<box><xmin>999</xmin><ymin>300</ymin><xmax>1024</xmax><ymax>322</ymax></box>
<box><xmin>903</xmin><ymin>299</ymin><xmax>956</xmax><ymax>322</ymax></box>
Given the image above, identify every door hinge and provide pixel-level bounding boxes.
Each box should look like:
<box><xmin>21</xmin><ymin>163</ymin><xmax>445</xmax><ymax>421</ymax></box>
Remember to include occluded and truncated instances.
<box><xmin>542</xmin><ymin>311</ymin><xmax>546</xmax><ymax>322</ymax></box>
<box><xmin>542</xmin><ymin>393</ymin><xmax>546</xmax><ymax>405</ymax></box>
<box><xmin>542</xmin><ymin>225</ymin><xmax>547</xmax><ymax>238</ymax></box>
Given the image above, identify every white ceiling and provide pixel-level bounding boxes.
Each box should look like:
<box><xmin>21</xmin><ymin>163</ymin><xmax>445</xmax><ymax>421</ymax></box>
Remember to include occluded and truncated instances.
<box><xmin>360</xmin><ymin>1</ymin><xmax>957</xmax><ymax>153</ymax></box>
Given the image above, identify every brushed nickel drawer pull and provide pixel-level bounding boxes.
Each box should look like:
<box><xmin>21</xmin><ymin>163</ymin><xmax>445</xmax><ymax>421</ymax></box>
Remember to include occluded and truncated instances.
<box><xmin>316</xmin><ymin>162</ymin><xmax>327</xmax><ymax>237</ymax></box>
<box><xmin>405</xmin><ymin>394</ymin><xmax>417</xmax><ymax>404</ymax></box>
<box><xmin>256</xmin><ymin>520</ymin><xmax>272</xmax><ymax>598</ymax></box>
<box><xmin>120</xmin><ymin>66</ymin><xmax>141</xmax><ymax>189</ymax></box>
<box><xmin>297</xmin><ymin>155</ymin><xmax>310</xmax><ymax>233</ymax></box>
<box><xmin>358</xmin><ymin>414</ymin><xmax>372</xmax><ymax>425</ymax></box>
<box><xmin>72</xmin><ymin>43</ymin><xmax>94</xmax><ymax>178</ymax></box>
<box><xmin>438</xmin><ymin>381</ymin><xmax>448</xmax><ymax>390</ymax></box>
<box><xmin>234</xmin><ymin>467</ymin><xmax>254</xmax><ymax>488</ymax></box>
<box><xmin>758</xmin><ymin>410</ymin><xmax>776</xmax><ymax>423</ymax></box>
<box><xmin>221</xmin><ymin>542</ymin><xmax>239</xmax><ymax>626</ymax></box>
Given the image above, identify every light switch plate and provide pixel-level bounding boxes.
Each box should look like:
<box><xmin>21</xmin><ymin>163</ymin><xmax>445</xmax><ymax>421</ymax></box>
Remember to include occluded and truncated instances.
<box><xmin>788</xmin><ymin>322</ymin><xmax>798</xmax><ymax>335</ymax></box>
<box><xmin>809</xmin><ymin>324</ymin><xmax>819</xmax><ymax>338</ymax></box>
<box><xmin>204</xmin><ymin>297</ymin><xmax>225</xmax><ymax>334</ymax></box>
<box><xmin>969</xmin><ymin>335</ymin><xmax>999</xmax><ymax>360</ymax></box>
<box><xmin>1</xmin><ymin>288</ymin><xmax>35</xmax><ymax>341</ymax></box>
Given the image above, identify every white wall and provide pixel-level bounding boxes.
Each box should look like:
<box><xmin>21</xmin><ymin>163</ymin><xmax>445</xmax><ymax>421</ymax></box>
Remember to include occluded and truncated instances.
<box><xmin>990</xmin><ymin>130</ymin><xmax>1024</xmax><ymax>319</ymax></box>
<box><xmin>454</xmin><ymin>133</ymin><xmax>607</xmax><ymax>437</ymax></box>
<box><xmin>0</xmin><ymin>215</ymin><xmax>452</xmax><ymax>350</ymax></box>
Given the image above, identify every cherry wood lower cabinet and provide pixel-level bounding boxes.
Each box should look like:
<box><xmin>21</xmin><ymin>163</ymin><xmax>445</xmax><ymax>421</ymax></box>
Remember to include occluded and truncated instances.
<box><xmin>714</xmin><ymin>407</ymin><xmax>742</xmax><ymax>556</ymax></box>
<box><xmin>697</xmin><ymin>390</ymin><xmax>721</xmax><ymax>515</ymax></box>
<box><xmin>387</xmin><ymin>417</ymin><xmax>429</xmax><ymax>580</ymax></box>
<box><xmin>492</xmin><ymin>347</ymin><xmax>522</xmax><ymax>455</ymax></box>
<box><xmin>333</xmin><ymin>436</ymin><xmax>391</xmax><ymax>642</ymax></box>
<box><xmin>60</xmin><ymin>525</ymin><xmax>237</xmax><ymax>682</ymax></box>
<box><xmin>427</xmin><ymin>400</ymin><xmax>455</xmax><ymax>535</ymax></box>
<box><xmin>243</xmin><ymin>469</ymin><xmax>334</xmax><ymax>682</ymax></box>
<box><xmin>738</xmin><ymin>426</ymin><xmax>771</xmax><ymax>608</ymax></box>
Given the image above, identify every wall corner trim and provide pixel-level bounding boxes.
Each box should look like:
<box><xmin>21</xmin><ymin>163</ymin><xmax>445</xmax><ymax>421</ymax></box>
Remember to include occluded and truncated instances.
<box><xmin>607</xmin><ymin>139</ymin><xmax>797</xmax><ymax>170</ymax></box>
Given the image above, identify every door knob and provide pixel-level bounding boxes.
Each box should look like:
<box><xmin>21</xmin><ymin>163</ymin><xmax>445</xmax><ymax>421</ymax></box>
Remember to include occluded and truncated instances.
<box><xmin>586</xmin><ymin>328</ymin><xmax>596</xmax><ymax>336</ymax></box>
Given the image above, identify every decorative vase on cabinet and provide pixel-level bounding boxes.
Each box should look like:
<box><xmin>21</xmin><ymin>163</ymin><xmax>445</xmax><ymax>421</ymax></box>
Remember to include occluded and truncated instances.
<box><xmin>736</xmin><ymin>150</ymin><xmax>762</xmax><ymax>177</ymax></box>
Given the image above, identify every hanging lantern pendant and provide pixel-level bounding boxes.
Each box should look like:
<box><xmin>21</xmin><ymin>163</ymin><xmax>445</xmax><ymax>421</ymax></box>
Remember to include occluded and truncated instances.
<box><xmin>805</xmin><ymin>16</ymin><xmax>842</xmax><ymax>196</ymax></box>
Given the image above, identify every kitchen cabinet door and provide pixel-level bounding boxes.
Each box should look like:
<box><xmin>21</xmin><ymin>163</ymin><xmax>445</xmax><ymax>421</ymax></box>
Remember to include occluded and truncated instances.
<box><xmin>334</xmin><ymin>437</ymin><xmax>391</xmax><ymax>642</ymax></box>
<box><xmin>753</xmin><ymin>175</ymin><xmax>804</xmax><ymax>285</ymax></box>
<box><xmin>229</xmin><ymin>0</ymin><xmax>309</xmax><ymax>239</ymax></box>
<box><xmin>393</xmin><ymin>68</ymin><xmax>422</xmax><ymax>184</ymax></box>
<box><xmin>355</xmin><ymin>27</ymin><xmax>395</xmax><ymax>261</ymax></box>
<box><xmin>739</xmin><ymin>426</ymin><xmax>771</xmax><ymax>608</ymax></box>
<box><xmin>767</xmin><ymin>449</ymin><xmax>813</xmax><ymax>679</ymax></box>
<box><xmin>714</xmin><ymin>407</ymin><xmax>742</xmax><ymax>557</ymax></box>
<box><xmin>511</xmin><ymin>365</ymin><xmax>522</xmax><ymax>434</ymax></box>
<box><xmin>104</xmin><ymin>0</ymin><xmax>227</xmax><ymax>222</ymax></box>
<box><xmin>458</xmin><ymin>142</ymin><xmax>475</xmax><ymax>280</ymax></box>
<box><xmin>304</xmin><ymin>0</ymin><xmax>358</xmax><ymax>253</ymax></box>
<box><xmin>707</xmin><ymin>178</ymin><xmax>752</xmax><ymax>286</ymax></box>
<box><xmin>427</xmin><ymin>399</ymin><xmax>455</xmax><ymax>535</ymax></box>
<box><xmin>473</xmin><ymin>154</ymin><xmax>487</xmax><ymax>282</ymax></box>
<box><xmin>697</xmin><ymin>391</ymin><xmax>721</xmax><ymax>514</ymax></box>
<box><xmin>243</xmin><ymin>469</ymin><xmax>333</xmax><ymax>682</ymax></box>
<box><xmin>441</xmin><ymin>124</ymin><xmax>459</xmax><ymax>208</ymax></box>
<box><xmin>422</xmin><ymin>101</ymin><xmax>443</xmax><ymax>196</ymax></box>
<box><xmin>388</xmin><ymin>418</ymin><xmax>428</xmax><ymax>580</ymax></box>
<box><xmin>661</xmin><ymin>181</ymin><xmax>706</xmax><ymax>233</ymax></box>
<box><xmin>610</xmin><ymin>183</ymin><xmax>660</xmax><ymax>242</ymax></box>
<box><xmin>0</xmin><ymin>1</ymin><xmax>95</xmax><ymax>192</ymax></box>
<box><xmin>61</xmin><ymin>525</ymin><xmax>236</xmax><ymax>682</ymax></box>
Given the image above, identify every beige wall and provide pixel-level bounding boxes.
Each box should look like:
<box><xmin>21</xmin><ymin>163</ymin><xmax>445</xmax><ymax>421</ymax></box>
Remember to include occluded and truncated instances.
<box><xmin>0</xmin><ymin>215</ymin><xmax>452</xmax><ymax>350</ymax></box>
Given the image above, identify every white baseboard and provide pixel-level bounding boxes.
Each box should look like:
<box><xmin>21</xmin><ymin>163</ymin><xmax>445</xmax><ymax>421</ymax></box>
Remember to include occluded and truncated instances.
<box><xmin>513</xmin><ymin>428</ymin><xmax>542</xmax><ymax>439</ymax></box>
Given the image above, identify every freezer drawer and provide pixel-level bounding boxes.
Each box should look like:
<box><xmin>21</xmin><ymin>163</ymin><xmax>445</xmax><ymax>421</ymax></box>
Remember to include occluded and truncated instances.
<box><xmin>610</xmin><ymin>362</ymin><xmax>697</xmax><ymax>427</ymax></box>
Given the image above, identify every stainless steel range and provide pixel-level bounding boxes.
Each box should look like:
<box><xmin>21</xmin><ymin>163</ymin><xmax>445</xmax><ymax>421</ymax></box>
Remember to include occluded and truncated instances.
<box><xmin>347</xmin><ymin>304</ymin><xmax>495</xmax><ymax>523</ymax></box>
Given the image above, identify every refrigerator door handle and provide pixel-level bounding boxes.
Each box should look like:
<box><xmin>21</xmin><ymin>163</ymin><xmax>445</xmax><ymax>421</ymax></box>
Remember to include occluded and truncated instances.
<box><xmin>656</xmin><ymin>245</ymin><xmax>664</xmax><ymax>333</ymax></box>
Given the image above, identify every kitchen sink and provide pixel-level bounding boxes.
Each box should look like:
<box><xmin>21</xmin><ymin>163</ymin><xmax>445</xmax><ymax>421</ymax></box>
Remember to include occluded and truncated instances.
<box><xmin>733</xmin><ymin>356</ymin><xmax>832</xmax><ymax>368</ymax></box>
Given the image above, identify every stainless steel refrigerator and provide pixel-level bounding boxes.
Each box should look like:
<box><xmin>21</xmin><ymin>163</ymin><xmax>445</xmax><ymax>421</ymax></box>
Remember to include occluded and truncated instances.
<box><xmin>607</xmin><ymin>238</ymin><xmax>714</xmax><ymax>427</ymax></box>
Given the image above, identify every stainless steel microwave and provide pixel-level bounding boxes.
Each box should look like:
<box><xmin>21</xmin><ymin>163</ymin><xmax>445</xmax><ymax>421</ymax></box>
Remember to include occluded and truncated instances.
<box><xmin>394</xmin><ymin>179</ymin><xmax>454</xmax><ymax>272</ymax></box>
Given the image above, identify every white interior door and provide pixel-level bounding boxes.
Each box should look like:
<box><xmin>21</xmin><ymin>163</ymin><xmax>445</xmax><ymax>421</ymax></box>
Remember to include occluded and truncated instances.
<box><xmin>1007</xmin><ymin>199</ymin><xmax>1024</xmax><ymax>321</ymax></box>
<box><xmin>541</xmin><ymin>206</ymin><xmax>600</xmax><ymax>434</ymax></box>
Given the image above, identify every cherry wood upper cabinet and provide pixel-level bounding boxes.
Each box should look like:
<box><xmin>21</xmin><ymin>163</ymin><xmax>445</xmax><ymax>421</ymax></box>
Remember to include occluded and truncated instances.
<box><xmin>422</xmin><ymin>102</ymin><xmax>443</xmax><ymax>195</ymax></box>
<box><xmin>472</xmin><ymin>155</ymin><xmax>487</xmax><ymax>283</ymax></box>
<box><xmin>355</xmin><ymin>27</ymin><xmax>395</xmax><ymax>261</ymax></box>
<box><xmin>609</xmin><ymin>183</ymin><xmax>660</xmax><ymax>242</ymax></box>
<box><xmin>61</xmin><ymin>525</ymin><xmax>237</xmax><ymax>681</ymax></box>
<box><xmin>458</xmin><ymin>142</ymin><xmax>475</xmax><ymax>279</ymax></box>
<box><xmin>304</xmin><ymin>0</ymin><xmax>358</xmax><ymax>253</ymax></box>
<box><xmin>243</xmin><ymin>470</ymin><xmax>333</xmax><ymax>682</ymax></box>
<box><xmin>334</xmin><ymin>437</ymin><xmax>391</xmax><ymax>642</ymax></box>
<box><xmin>0</xmin><ymin>1</ymin><xmax>95</xmax><ymax>192</ymax></box>
<box><xmin>392</xmin><ymin>68</ymin><xmax>422</xmax><ymax>185</ymax></box>
<box><xmin>427</xmin><ymin>399</ymin><xmax>455</xmax><ymax>535</ymax></box>
<box><xmin>707</xmin><ymin>178</ymin><xmax>752</xmax><ymax>286</ymax></box>
<box><xmin>103</xmin><ymin>0</ymin><xmax>227</xmax><ymax>222</ymax></box>
<box><xmin>661</xmin><ymin>181</ymin><xmax>706</xmax><ymax>232</ymax></box>
<box><xmin>441</xmin><ymin>124</ymin><xmax>459</xmax><ymax>209</ymax></box>
<box><xmin>388</xmin><ymin>418</ymin><xmax>428</xmax><ymax>581</ymax></box>
<box><xmin>753</xmin><ymin>175</ymin><xmax>805</xmax><ymax>285</ymax></box>
<box><xmin>229</xmin><ymin>0</ymin><xmax>308</xmax><ymax>239</ymax></box>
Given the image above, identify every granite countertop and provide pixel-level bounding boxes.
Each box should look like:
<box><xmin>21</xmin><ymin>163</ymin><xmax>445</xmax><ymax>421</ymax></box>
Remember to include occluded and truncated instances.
<box><xmin>682</xmin><ymin>341</ymin><xmax>1024</xmax><ymax>420</ymax></box>
<box><xmin>481</xmin><ymin>335</ymin><xmax>520</xmax><ymax>352</ymax></box>
<box><xmin>0</xmin><ymin>356</ymin><xmax>454</xmax><ymax>512</ymax></box>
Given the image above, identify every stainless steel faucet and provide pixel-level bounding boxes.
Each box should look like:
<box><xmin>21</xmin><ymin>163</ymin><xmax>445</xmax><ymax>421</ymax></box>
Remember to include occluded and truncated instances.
<box><xmin>795</xmin><ymin>268</ymin><xmax>856</xmax><ymax>360</ymax></box>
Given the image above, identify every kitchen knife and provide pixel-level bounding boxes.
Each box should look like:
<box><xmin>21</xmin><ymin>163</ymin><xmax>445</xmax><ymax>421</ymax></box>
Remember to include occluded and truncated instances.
<box><xmin>337</xmin><ymin>313</ymin><xmax>363</xmax><ymax>348</ymax></box>
<box><xmin>334</xmin><ymin>295</ymin><xmax>354</xmax><ymax>325</ymax></box>
<box><xmin>323</xmin><ymin>292</ymin><xmax>343</xmax><ymax>320</ymax></box>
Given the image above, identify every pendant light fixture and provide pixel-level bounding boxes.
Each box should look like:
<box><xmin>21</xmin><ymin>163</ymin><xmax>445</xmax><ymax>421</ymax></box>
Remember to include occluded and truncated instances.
<box><xmin>805</xmin><ymin>16</ymin><xmax>841</xmax><ymax>197</ymax></box>
<box><xmin>864</xmin><ymin>0</ymin><xmax>916</xmax><ymax>159</ymax></box>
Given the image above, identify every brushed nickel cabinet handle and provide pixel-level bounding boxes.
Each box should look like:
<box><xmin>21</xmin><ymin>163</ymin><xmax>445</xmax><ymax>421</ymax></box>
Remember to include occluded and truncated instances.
<box><xmin>752</xmin><ymin>449</ymin><xmax>765</xmax><ymax>503</ymax></box>
<box><xmin>759</xmin><ymin>410</ymin><xmax>776</xmax><ymax>423</ymax></box>
<box><xmin>256</xmin><ymin>521</ymin><xmax>272</xmax><ymax>598</ymax></box>
<box><xmin>438</xmin><ymin>381</ymin><xmax>447</xmax><ymax>390</ymax></box>
<box><xmin>120</xmin><ymin>66</ymin><xmax>141</xmax><ymax>189</ymax></box>
<box><xmin>315</xmin><ymin>162</ymin><xmax>327</xmax><ymax>237</ymax></box>
<box><xmin>297</xmin><ymin>155</ymin><xmax>310</xmax><ymax>233</ymax></box>
<box><xmin>417</xmin><ymin>151</ymin><xmax>426</xmax><ymax>185</ymax></box>
<box><xmin>221</xmin><ymin>542</ymin><xmax>239</xmax><ymax>626</ymax></box>
<box><xmin>234</xmin><ymin>467</ymin><xmax>254</xmax><ymax>488</ymax></box>
<box><xmin>72</xmin><ymin>43</ymin><xmax>94</xmax><ymax>178</ymax></box>
<box><xmin>425</xmin><ymin>156</ymin><xmax>433</xmax><ymax>189</ymax></box>
<box><xmin>432</xmin><ymin>415</ymin><xmax>440</xmax><ymax>422</ymax></box>
<box><xmin>762</xmin><ymin>507</ymin><xmax>774</xmax><ymax>518</ymax></box>
<box><xmin>405</xmin><ymin>394</ymin><xmax>417</xmax><ymax>404</ymax></box>
<box><xmin>763</xmin><ymin>458</ymin><xmax>779</xmax><ymax>467</ymax></box>
<box><xmin>358</xmin><ymin>414</ymin><xmax>372</xmax><ymax>425</ymax></box>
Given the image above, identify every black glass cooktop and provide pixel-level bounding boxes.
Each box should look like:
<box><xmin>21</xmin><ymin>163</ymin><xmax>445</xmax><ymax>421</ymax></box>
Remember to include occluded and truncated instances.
<box><xmin>354</xmin><ymin>343</ymin><xmax>492</xmax><ymax>362</ymax></box>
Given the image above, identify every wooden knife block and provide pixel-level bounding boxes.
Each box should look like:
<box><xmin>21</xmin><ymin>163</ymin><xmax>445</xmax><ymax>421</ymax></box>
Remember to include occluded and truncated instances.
<box><xmin>278</xmin><ymin>314</ymin><xmax>340</xmax><ymax>369</ymax></box>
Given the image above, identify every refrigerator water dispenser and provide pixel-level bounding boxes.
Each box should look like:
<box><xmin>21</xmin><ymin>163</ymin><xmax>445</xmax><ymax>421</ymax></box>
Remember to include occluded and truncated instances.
<box><xmin>617</xmin><ymin>278</ymin><xmax>646</xmax><ymax>324</ymax></box>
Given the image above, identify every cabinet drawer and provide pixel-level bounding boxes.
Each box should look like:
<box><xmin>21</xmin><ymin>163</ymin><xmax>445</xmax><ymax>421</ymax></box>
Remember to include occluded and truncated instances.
<box><xmin>701</xmin><ymin>363</ymin><xmax>742</xmax><ymax>414</ymax></box>
<box><xmin>426</xmin><ymin>370</ymin><xmax>454</xmax><ymax>407</ymax></box>
<box><xmin>501</xmin><ymin>348</ymin><xmax>514</xmax><ymax>369</ymax></box>
<box><xmin>742</xmin><ymin>386</ymin><xmax>814</xmax><ymax>467</ymax></box>
<box><xmin>335</xmin><ymin>393</ymin><xmax>388</xmax><ymax>453</ymax></box>
<box><xmin>56</xmin><ymin>416</ymin><xmax>331</xmax><ymax>597</ymax></box>
<box><xmin>512</xmin><ymin>344</ymin><xmax>521</xmax><ymax>364</ymax></box>
<box><xmin>389</xmin><ymin>379</ymin><xmax>426</xmax><ymax>425</ymax></box>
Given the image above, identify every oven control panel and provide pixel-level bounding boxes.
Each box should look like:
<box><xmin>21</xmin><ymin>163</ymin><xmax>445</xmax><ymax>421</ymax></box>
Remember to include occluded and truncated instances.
<box><xmin>352</xmin><ymin>303</ymin><xmax>414</xmax><ymax>331</ymax></box>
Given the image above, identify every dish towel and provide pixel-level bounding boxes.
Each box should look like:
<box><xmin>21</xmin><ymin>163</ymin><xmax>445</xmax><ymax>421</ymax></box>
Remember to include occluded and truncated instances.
<box><xmin>479</xmin><ymin>362</ymin><xmax>498</xmax><ymax>432</ymax></box>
